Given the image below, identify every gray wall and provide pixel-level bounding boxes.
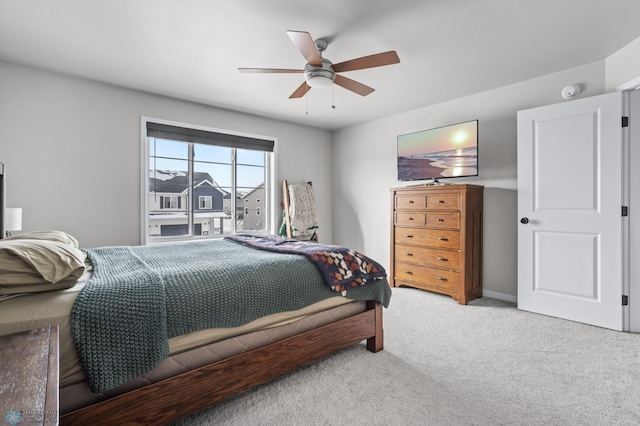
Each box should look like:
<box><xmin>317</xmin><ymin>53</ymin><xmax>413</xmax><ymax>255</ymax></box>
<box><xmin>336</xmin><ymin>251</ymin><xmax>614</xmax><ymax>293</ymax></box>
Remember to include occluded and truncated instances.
<box><xmin>606</xmin><ymin>36</ymin><xmax>640</xmax><ymax>91</ymax></box>
<box><xmin>0</xmin><ymin>61</ymin><xmax>333</xmax><ymax>248</ymax></box>
<box><xmin>332</xmin><ymin>60</ymin><xmax>607</xmax><ymax>300</ymax></box>
<box><xmin>3</xmin><ymin>32</ymin><xmax>640</xmax><ymax>301</ymax></box>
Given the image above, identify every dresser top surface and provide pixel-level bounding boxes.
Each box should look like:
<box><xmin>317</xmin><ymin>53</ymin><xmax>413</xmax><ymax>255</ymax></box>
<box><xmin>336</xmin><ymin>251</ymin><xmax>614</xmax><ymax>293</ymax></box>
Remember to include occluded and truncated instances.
<box><xmin>391</xmin><ymin>183</ymin><xmax>484</xmax><ymax>192</ymax></box>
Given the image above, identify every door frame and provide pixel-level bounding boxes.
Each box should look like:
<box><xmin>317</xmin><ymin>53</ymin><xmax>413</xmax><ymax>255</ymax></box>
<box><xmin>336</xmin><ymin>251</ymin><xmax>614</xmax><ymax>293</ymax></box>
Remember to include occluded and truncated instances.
<box><xmin>626</xmin><ymin>88</ymin><xmax>640</xmax><ymax>331</ymax></box>
<box><xmin>622</xmin><ymin>89</ymin><xmax>631</xmax><ymax>332</ymax></box>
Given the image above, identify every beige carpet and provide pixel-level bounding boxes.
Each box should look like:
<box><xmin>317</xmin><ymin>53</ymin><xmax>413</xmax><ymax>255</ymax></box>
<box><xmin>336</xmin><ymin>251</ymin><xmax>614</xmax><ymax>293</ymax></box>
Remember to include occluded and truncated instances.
<box><xmin>170</xmin><ymin>287</ymin><xmax>640</xmax><ymax>425</ymax></box>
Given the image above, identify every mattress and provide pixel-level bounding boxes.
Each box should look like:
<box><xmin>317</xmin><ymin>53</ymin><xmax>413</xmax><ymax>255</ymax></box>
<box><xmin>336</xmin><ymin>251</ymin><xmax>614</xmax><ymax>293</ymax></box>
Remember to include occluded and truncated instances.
<box><xmin>0</xmin><ymin>263</ymin><xmax>358</xmax><ymax>397</ymax></box>
<box><xmin>0</xmin><ymin>265</ymin><xmax>93</xmax><ymax>386</ymax></box>
<box><xmin>0</xmin><ymin>271</ymin><xmax>356</xmax><ymax>381</ymax></box>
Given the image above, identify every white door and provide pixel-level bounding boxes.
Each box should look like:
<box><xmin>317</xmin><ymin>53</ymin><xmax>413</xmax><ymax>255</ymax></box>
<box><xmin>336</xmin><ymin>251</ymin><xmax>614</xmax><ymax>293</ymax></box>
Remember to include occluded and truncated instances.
<box><xmin>517</xmin><ymin>92</ymin><xmax>624</xmax><ymax>330</ymax></box>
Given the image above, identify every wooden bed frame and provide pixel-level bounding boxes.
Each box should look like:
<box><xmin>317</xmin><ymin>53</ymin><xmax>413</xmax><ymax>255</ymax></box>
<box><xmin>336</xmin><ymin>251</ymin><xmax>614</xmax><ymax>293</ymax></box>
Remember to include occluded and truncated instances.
<box><xmin>61</xmin><ymin>301</ymin><xmax>383</xmax><ymax>425</ymax></box>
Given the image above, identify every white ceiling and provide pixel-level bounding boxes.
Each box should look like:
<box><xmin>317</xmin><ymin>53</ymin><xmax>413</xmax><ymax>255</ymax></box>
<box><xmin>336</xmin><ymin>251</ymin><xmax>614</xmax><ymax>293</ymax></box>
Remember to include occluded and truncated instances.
<box><xmin>1</xmin><ymin>0</ymin><xmax>640</xmax><ymax>130</ymax></box>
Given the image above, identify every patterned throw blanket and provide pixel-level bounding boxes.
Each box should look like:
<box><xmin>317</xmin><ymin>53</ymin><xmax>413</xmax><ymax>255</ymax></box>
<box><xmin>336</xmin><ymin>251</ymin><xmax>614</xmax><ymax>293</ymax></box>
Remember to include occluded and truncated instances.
<box><xmin>225</xmin><ymin>235</ymin><xmax>387</xmax><ymax>292</ymax></box>
<box><xmin>71</xmin><ymin>239</ymin><xmax>391</xmax><ymax>393</ymax></box>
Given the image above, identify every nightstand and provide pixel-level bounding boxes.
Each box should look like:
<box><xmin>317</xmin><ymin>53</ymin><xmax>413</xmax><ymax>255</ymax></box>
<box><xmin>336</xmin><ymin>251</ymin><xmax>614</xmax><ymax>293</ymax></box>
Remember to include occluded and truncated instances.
<box><xmin>0</xmin><ymin>326</ymin><xmax>59</xmax><ymax>425</ymax></box>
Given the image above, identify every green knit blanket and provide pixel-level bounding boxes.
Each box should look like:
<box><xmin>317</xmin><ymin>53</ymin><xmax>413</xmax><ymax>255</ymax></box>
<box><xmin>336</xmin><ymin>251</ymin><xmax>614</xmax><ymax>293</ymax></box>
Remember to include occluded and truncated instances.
<box><xmin>71</xmin><ymin>239</ymin><xmax>391</xmax><ymax>393</ymax></box>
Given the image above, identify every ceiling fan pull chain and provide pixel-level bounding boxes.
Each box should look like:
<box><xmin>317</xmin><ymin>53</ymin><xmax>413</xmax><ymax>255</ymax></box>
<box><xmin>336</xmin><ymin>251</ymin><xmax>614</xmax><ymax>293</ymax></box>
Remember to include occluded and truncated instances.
<box><xmin>305</xmin><ymin>83</ymin><xmax>309</xmax><ymax>115</ymax></box>
<box><xmin>332</xmin><ymin>84</ymin><xmax>335</xmax><ymax>109</ymax></box>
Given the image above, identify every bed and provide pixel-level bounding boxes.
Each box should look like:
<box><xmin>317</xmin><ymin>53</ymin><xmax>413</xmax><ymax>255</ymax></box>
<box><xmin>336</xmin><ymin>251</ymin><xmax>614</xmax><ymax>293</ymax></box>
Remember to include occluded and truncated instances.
<box><xmin>0</xmin><ymin>231</ymin><xmax>391</xmax><ymax>425</ymax></box>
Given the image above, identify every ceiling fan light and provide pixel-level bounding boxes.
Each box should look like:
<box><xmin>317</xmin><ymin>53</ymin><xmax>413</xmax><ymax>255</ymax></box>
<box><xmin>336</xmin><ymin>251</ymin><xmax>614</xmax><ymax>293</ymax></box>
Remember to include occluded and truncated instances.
<box><xmin>306</xmin><ymin>75</ymin><xmax>333</xmax><ymax>88</ymax></box>
<box><xmin>304</xmin><ymin>65</ymin><xmax>335</xmax><ymax>89</ymax></box>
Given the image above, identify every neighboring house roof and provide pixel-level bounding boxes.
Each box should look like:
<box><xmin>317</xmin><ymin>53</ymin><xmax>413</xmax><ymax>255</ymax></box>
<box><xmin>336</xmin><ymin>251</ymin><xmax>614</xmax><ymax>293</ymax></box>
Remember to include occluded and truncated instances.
<box><xmin>149</xmin><ymin>170</ymin><xmax>222</xmax><ymax>194</ymax></box>
<box><xmin>150</xmin><ymin>170</ymin><xmax>263</xmax><ymax>198</ymax></box>
<box><xmin>242</xmin><ymin>183</ymin><xmax>265</xmax><ymax>199</ymax></box>
<box><xmin>193</xmin><ymin>179</ymin><xmax>227</xmax><ymax>196</ymax></box>
<box><xmin>223</xmin><ymin>193</ymin><xmax>243</xmax><ymax>199</ymax></box>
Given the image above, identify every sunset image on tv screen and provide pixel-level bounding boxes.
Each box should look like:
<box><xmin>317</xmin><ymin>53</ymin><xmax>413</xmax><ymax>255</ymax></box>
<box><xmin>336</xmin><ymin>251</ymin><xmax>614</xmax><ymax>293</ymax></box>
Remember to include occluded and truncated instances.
<box><xmin>397</xmin><ymin>120</ymin><xmax>477</xmax><ymax>181</ymax></box>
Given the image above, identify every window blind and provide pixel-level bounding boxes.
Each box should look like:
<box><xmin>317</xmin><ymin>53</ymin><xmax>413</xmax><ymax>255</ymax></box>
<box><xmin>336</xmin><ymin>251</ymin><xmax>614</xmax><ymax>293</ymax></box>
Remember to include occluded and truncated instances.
<box><xmin>146</xmin><ymin>122</ymin><xmax>274</xmax><ymax>152</ymax></box>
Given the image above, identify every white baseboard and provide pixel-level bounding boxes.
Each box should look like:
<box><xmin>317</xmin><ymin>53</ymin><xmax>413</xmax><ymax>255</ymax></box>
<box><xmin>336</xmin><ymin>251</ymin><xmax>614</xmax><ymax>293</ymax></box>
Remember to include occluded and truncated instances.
<box><xmin>482</xmin><ymin>289</ymin><xmax>517</xmax><ymax>304</ymax></box>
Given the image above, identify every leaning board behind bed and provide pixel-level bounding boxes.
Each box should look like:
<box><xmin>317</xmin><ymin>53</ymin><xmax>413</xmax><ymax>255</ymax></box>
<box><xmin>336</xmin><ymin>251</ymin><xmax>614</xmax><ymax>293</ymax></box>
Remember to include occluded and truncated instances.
<box><xmin>0</xmin><ymin>232</ymin><xmax>390</xmax><ymax>425</ymax></box>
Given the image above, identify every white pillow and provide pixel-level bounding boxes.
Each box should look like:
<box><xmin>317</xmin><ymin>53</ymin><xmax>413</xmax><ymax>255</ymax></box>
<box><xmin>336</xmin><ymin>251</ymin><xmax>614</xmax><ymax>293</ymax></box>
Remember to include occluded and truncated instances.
<box><xmin>0</xmin><ymin>239</ymin><xmax>86</xmax><ymax>294</ymax></box>
<box><xmin>4</xmin><ymin>230</ymin><xmax>80</xmax><ymax>247</ymax></box>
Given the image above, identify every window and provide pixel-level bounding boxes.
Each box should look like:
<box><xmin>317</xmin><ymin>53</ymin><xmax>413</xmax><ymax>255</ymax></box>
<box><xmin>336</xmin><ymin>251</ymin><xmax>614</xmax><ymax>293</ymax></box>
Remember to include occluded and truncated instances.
<box><xmin>161</xmin><ymin>196</ymin><xmax>180</xmax><ymax>209</ymax></box>
<box><xmin>199</xmin><ymin>196</ymin><xmax>212</xmax><ymax>209</ymax></box>
<box><xmin>143</xmin><ymin>119</ymin><xmax>275</xmax><ymax>243</ymax></box>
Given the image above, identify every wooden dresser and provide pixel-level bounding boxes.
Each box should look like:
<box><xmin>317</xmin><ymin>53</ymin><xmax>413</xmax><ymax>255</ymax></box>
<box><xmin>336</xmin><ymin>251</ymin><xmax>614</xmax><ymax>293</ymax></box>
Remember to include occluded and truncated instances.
<box><xmin>390</xmin><ymin>184</ymin><xmax>483</xmax><ymax>304</ymax></box>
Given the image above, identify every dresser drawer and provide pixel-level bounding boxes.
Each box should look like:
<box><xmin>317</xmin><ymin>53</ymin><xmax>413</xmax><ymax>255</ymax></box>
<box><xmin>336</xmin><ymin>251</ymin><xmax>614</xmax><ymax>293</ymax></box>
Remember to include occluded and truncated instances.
<box><xmin>394</xmin><ymin>228</ymin><xmax>460</xmax><ymax>249</ymax></box>
<box><xmin>395</xmin><ymin>212</ymin><xmax>426</xmax><ymax>226</ymax></box>
<box><xmin>425</xmin><ymin>193</ymin><xmax>460</xmax><ymax>210</ymax></box>
<box><xmin>395</xmin><ymin>244</ymin><xmax>460</xmax><ymax>270</ymax></box>
<box><xmin>395</xmin><ymin>192</ymin><xmax>461</xmax><ymax>211</ymax></box>
<box><xmin>426</xmin><ymin>212</ymin><xmax>460</xmax><ymax>229</ymax></box>
<box><xmin>394</xmin><ymin>262</ymin><xmax>460</xmax><ymax>291</ymax></box>
<box><xmin>396</xmin><ymin>212</ymin><xmax>460</xmax><ymax>228</ymax></box>
<box><xmin>395</xmin><ymin>194</ymin><xmax>427</xmax><ymax>210</ymax></box>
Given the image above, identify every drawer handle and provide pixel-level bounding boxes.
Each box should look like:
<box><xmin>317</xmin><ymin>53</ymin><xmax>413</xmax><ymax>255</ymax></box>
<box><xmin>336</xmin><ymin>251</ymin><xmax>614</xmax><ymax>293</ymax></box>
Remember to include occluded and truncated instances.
<box><xmin>409</xmin><ymin>200</ymin><xmax>414</xmax><ymax>204</ymax></box>
<box><xmin>437</xmin><ymin>237</ymin><xmax>449</xmax><ymax>241</ymax></box>
<box><xmin>438</xmin><ymin>200</ymin><xmax>445</xmax><ymax>203</ymax></box>
<box><xmin>405</xmin><ymin>234</ymin><xmax>414</xmax><ymax>238</ymax></box>
<box><xmin>408</xmin><ymin>217</ymin><xmax>414</xmax><ymax>221</ymax></box>
<box><xmin>437</xmin><ymin>257</ymin><xmax>448</xmax><ymax>261</ymax></box>
<box><xmin>437</xmin><ymin>218</ymin><xmax>444</xmax><ymax>222</ymax></box>
<box><xmin>404</xmin><ymin>253</ymin><xmax>414</xmax><ymax>256</ymax></box>
<box><xmin>405</xmin><ymin>271</ymin><xmax>413</xmax><ymax>275</ymax></box>
<box><xmin>436</xmin><ymin>277</ymin><xmax>448</xmax><ymax>281</ymax></box>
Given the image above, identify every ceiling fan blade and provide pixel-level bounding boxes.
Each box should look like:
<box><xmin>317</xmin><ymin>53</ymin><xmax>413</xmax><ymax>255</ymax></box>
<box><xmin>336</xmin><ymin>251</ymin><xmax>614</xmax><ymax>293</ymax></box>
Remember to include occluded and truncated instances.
<box><xmin>334</xmin><ymin>74</ymin><xmax>375</xmax><ymax>96</ymax></box>
<box><xmin>289</xmin><ymin>81</ymin><xmax>310</xmax><ymax>99</ymax></box>
<box><xmin>333</xmin><ymin>51</ymin><xmax>400</xmax><ymax>73</ymax></box>
<box><xmin>239</xmin><ymin>68</ymin><xmax>303</xmax><ymax>73</ymax></box>
<box><xmin>287</xmin><ymin>30</ymin><xmax>322</xmax><ymax>66</ymax></box>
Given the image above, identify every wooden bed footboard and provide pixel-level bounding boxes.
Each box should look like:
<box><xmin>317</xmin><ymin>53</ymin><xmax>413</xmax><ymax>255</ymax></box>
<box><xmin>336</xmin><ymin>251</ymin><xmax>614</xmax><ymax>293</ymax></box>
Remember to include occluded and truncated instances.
<box><xmin>61</xmin><ymin>301</ymin><xmax>383</xmax><ymax>425</ymax></box>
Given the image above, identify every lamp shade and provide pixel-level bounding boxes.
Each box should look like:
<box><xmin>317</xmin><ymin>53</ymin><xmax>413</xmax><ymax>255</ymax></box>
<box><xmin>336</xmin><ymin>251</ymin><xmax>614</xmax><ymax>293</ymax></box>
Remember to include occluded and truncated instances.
<box><xmin>6</xmin><ymin>208</ymin><xmax>22</xmax><ymax>232</ymax></box>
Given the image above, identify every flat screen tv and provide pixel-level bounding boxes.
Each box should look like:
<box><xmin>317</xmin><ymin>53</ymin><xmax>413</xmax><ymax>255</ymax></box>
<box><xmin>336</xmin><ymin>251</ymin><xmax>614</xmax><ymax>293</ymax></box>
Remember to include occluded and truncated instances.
<box><xmin>397</xmin><ymin>119</ymin><xmax>478</xmax><ymax>184</ymax></box>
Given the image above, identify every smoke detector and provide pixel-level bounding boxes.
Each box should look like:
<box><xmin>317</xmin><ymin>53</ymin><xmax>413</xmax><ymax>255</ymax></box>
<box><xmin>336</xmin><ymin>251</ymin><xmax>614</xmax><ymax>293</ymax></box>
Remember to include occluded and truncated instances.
<box><xmin>561</xmin><ymin>84</ymin><xmax>582</xmax><ymax>99</ymax></box>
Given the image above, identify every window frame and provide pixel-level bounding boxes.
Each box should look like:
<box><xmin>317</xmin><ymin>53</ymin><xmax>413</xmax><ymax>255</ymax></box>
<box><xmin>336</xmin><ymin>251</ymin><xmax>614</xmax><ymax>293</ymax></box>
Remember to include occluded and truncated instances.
<box><xmin>140</xmin><ymin>117</ymin><xmax>277</xmax><ymax>245</ymax></box>
<box><xmin>162</xmin><ymin>196</ymin><xmax>179</xmax><ymax>209</ymax></box>
<box><xmin>199</xmin><ymin>196</ymin><xmax>212</xmax><ymax>210</ymax></box>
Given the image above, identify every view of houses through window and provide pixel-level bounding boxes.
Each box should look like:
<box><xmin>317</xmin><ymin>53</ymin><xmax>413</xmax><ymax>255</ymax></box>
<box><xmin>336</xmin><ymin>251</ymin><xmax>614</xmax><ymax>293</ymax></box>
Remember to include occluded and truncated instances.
<box><xmin>146</xmin><ymin>123</ymin><xmax>272</xmax><ymax>242</ymax></box>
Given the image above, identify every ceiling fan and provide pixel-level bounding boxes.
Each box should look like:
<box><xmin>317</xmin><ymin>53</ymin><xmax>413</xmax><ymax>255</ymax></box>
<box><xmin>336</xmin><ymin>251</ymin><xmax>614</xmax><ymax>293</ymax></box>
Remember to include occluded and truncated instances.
<box><xmin>239</xmin><ymin>30</ymin><xmax>400</xmax><ymax>99</ymax></box>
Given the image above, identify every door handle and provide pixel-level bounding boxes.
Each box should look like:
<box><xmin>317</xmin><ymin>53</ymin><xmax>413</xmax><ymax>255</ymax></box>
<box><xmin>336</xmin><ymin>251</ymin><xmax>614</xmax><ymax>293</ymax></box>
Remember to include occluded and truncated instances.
<box><xmin>520</xmin><ymin>217</ymin><xmax>529</xmax><ymax>224</ymax></box>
